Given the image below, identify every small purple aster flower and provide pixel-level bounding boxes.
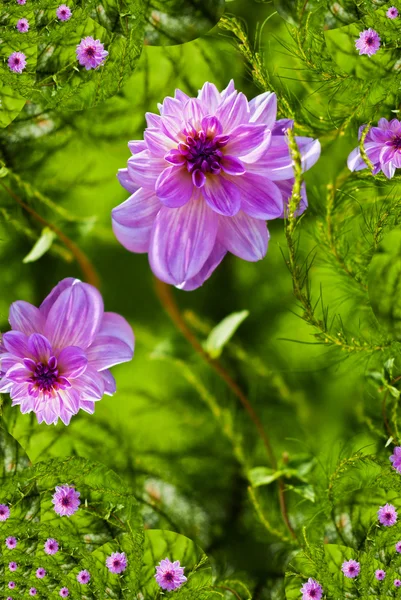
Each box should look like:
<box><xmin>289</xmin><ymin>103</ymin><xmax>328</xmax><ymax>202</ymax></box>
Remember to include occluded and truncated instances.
<box><xmin>387</xmin><ymin>6</ymin><xmax>399</xmax><ymax>18</ymax></box>
<box><xmin>355</xmin><ymin>28</ymin><xmax>381</xmax><ymax>56</ymax></box>
<box><xmin>56</xmin><ymin>5</ymin><xmax>72</xmax><ymax>21</ymax></box>
<box><xmin>8</xmin><ymin>582</ymin><xmax>15</xmax><ymax>590</ymax></box>
<box><xmin>0</xmin><ymin>505</ymin><xmax>10</xmax><ymax>521</ymax></box>
<box><xmin>44</xmin><ymin>538</ymin><xmax>59</xmax><ymax>554</ymax></box>
<box><xmin>106</xmin><ymin>552</ymin><xmax>128</xmax><ymax>574</ymax></box>
<box><xmin>341</xmin><ymin>559</ymin><xmax>360</xmax><ymax>578</ymax></box>
<box><xmin>76</xmin><ymin>37</ymin><xmax>108</xmax><ymax>70</ymax></box>
<box><xmin>155</xmin><ymin>558</ymin><xmax>187</xmax><ymax>591</ymax></box>
<box><xmin>16</xmin><ymin>0</ymin><xmax>26</xmax><ymax>4</ymax></box>
<box><xmin>59</xmin><ymin>588</ymin><xmax>69</xmax><ymax>598</ymax></box>
<box><xmin>77</xmin><ymin>570</ymin><xmax>90</xmax><ymax>584</ymax></box>
<box><xmin>112</xmin><ymin>81</ymin><xmax>321</xmax><ymax>290</ymax></box>
<box><xmin>29</xmin><ymin>588</ymin><xmax>37</xmax><ymax>596</ymax></box>
<box><xmin>8</xmin><ymin>52</ymin><xmax>27</xmax><ymax>74</ymax></box>
<box><xmin>375</xmin><ymin>569</ymin><xmax>386</xmax><ymax>580</ymax></box>
<box><xmin>52</xmin><ymin>485</ymin><xmax>80</xmax><ymax>517</ymax></box>
<box><xmin>6</xmin><ymin>537</ymin><xmax>17</xmax><ymax>549</ymax></box>
<box><xmin>395</xmin><ymin>579</ymin><xmax>401</xmax><ymax>587</ymax></box>
<box><xmin>0</xmin><ymin>278</ymin><xmax>134</xmax><ymax>425</ymax></box>
<box><xmin>390</xmin><ymin>446</ymin><xmax>401</xmax><ymax>473</ymax></box>
<box><xmin>16</xmin><ymin>18</ymin><xmax>29</xmax><ymax>32</ymax></box>
<box><xmin>36</xmin><ymin>568</ymin><xmax>46</xmax><ymax>579</ymax></box>
<box><xmin>300</xmin><ymin>578</ymin><xmax>323</xmax><ymax>600</ymax></box>
<box><xmin>378</xmin><ymin>503</ymin><xmax>398</xmax><ymax>526</ymax></box>
<box><xmin>7</xmin><ymin>597</ymin><xmax>12</xmax><ymax>600</ymax></box>
<box><xmin>9</xmin><ymin>562</ymin><xmax>17</xmax><ymax>572</ymax></box>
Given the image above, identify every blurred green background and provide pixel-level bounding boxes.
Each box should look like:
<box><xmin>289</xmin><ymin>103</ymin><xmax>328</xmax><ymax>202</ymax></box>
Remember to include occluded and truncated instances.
<box><xmin>1</xmin><ymin>0</ymin><xmax>400</xmax><ymax>596</ymax></box>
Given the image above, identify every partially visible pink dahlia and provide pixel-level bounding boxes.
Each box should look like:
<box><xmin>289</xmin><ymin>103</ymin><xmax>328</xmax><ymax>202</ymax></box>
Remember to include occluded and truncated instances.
<box><xmin>155</xmin><ymin>558</ymin><xmax>187</xmax><ymax>591</ymax></box>
<box><xmin>0</xmin><ymin>504</ymin><xmax>10</xmax><ymax>521</ymax></box>
<box><xmin>106</xmin><ymin>551</ymin><xmax>127</xmax><ymax>574</ymax></box>
<box><xmin>112</xmin><ymin>81</ymin><xmax>321</xmax><ymax>290</ymax></box>
<box><xmin>8</xmin><ymin>52</ymin><xmax>26</xmax><ymax>73</ymax></box>
<box><xmin>0</xmin><ymin>278</ymin><xmax>134</xmax><ymax>425</ymax></box>
<box><xmin>52</xmin><ymin>485</ymin><xmax>80</xmax><ymax>517</ymax></box>
<box><xmin>44</xmin><ymin>538</ymin><xmax>59</xmax><ymax>554</ymax></box>
<box><xmin>76</xmin><ymin>37</ymin><xmax>108</xmax><ymax>70</ymax></box>
<box><xmin>16</xmin><ymin>18</ymin><xmax>29</xmax><ymax>32</ymax></box>
<box><xmin>348</xmin><ymin>119</ymin><xmax>401</xmax><ymax>179</ymax></box>
<box><xmin>355</xmin><ymin>28</ymin><xmax>381</xmax><ymax>56</ymax></box>
<box><xmin>56</xmin><ymin>4</ymin><xmax>72</xmax><ymax>20</ymax></box>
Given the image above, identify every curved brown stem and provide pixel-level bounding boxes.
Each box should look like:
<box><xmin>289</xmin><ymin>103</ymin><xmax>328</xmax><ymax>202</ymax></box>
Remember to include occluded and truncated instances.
<box><xmin>154</xmin><ymin>278</ymin><xmax>296</xmax><ymax>540</ymax></box>
<box><xmin>1</xmin><ymin>181</ymin><xmax>100</xmax><ymax>288</ymax></box>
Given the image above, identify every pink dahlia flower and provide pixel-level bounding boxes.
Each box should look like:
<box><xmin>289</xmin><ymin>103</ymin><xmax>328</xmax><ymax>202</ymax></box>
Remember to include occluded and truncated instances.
<box><xmin>355</xmin><ymin>28</ymin><xmax>381</xmax><ymax>56</ymax></box>
<box><xmin>29</xmin><ymin>588</ymin><xmax>37</xmax><ymax>596</ymax></box>
<box><xmin>348</xmin><ymin>118</ymin><xmax>401</xmax><ymax>179</ymax></box>
<box><xmin>390</xmin><ymin>446</ymin><xmax>401</xmax><ymax>472</ymax></box>
<box><xmin>387</xmin><ymin>7</ymin><xmax>399</xmax><ymax>19</ymax></box>
<box><xmin>8</xmin><ymin>582</ymin><xmax>16</xmax><ymax>589</ymax></box>
<box><xmin>0</xmin><ymin>278</ymin><xmax>134</xmax><ymax>425</ymax></box>
<box><xmin>396</xmin><ymin>579</ymin><xmax>401</xmax><ymax>587</ymax></box>
<box><xmin>155</xmin><ymin>558</ymin><xmax>187</xmax><ymax>591</ymax></box>
<box><xmin>16</xmin><ymin>18</ymin><xmax>29</xmax><ymax>32</ymax></box>
<box><xmin>375</xmin><ymin>569</ymin><xmax>386</xmax><ymax>580</ymax></box>
<box><xmin>44</xmin><ymin>538</ymin><xmax>59</xmax><ymax>554</ymax></box>
<box><xmin>77</xmin><ymin>569</ymin><xmax>90</xmax><ymax>584</ymax></box>
<box><xmin>300</xmin><ymin>577</ymin><xmax>323</xmax><ymax>600</ymax></box>
<box><xmin>76</xmin><ymin>37</ymin><xmax>108</xmax><ymax>70</ymax></box>
<box><xmin>106</xmin><ymin>551</ymin><xmax>128</xmax><ymax>574</ymax></box>
<box><xmin>112</xmin><ymin>81</ymin><xmax>321</xmax><ymax>290</ymax></box>
<box><xmin>36</xmin><ymin>568</ymin><xmax>46</xmax><ymax>579</ymax></box>
<box><xmin>9</xmin><ymin>562</ymin><xmax>17</xmax><ymax>572</ymax></box>
<box><xmin>0</xmin><ymin>504</ymin><xmax>10</xmax><ymax>521</ymax></box>
<box><xmin>6</xmin><ymin>536</ymin><xmax>17</xmax><ymax>549</ymax></box>
<box><xmin>8</xmin><ymin>52</ymin><xmax>27</xmax><ymax>73</ymax></box>
<box><xmin>56</xmin><ymin>4</ymin><xmax>72</xmax><ymax>20</ymax></box>
<box><xmin>52</xmin><ymin>485</ymin><xmax>80</xmax><ymax>516</ymax></box>
<box><xmin>341</xmin><ymin>559</ymin><xmax>360</xmax><ymax>578</ymax></box>
<box><xmin>16</xmin><ymin>0</ymin><xmax>26</xmax><ymax>4</ymax></box>
<box><xmin>378</xmin><ymin>503</ymin><xmax>398</xmax><ymax>526</ymax></box>
<box><xmin>59</xmin><ymin>588</ymin><xmax>69</xmax><ymax>597</ymax></box>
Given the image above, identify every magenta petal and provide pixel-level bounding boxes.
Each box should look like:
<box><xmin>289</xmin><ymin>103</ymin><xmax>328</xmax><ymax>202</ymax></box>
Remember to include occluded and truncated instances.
<box><xmin>2</xmin><ymin>331</ymin><xmax>30</xmax><ymax>358</ymax></box>
<box><xmin>86</xmin><ymin>336</ymin><xmax>133</xmax><ymax>371</ymax></box>
<box><xmin>193</xmin><ymin>169</ymin><xmax>206</xmax><ymax>188</ymax></box>
<box><xmin>198</xmin><ymin>82</ymin><xmax>221</xmax><ymax>113</ymax></box>
<box><xmin>44</xmin><ymin>282</ymin><xmax>104</xmax><ymax>350</ymax></box>
<box><xmin>112</xmin><ymin>188</ymin><xmax>160</xmax><ymax>253</ymax></box>
<box><xmin>249</xmin><ymin>92</ymin><xmax>277</xmax><ymax>128</ymax></box>
<box><xmin>347</xmin><ymin>147</ymin><xmax>367</xmax><ymax>172</ymax></box>
<box><xmin>216</xmin><ymin>91</ymin><xmax>250</xmax><ymax>132</ymax></box>
<box><xmin>180</xmin><ymin>242</ymin><xmax>227</xmax><ymax>291</ymax></box>
<box><xmin>155</xmin><ymin>166</ymin><xmax>194</xmax><ymax>207</ymax></box>
<box><xmin>231</xmin><ymin>173</ymin><xmax>283</xmax><ymax>219</ymax></box>
<box><xmin>73</xmin><ymin>366</ymin><xmax>104</xmax><ymax>400</ymax></box>
<box><xmin>27</xmin><ymin>334</ymin><xmax>52</xmax><ymax>362</ymax></box>
<box><xmin>127</xmin><ymin>150</ymin><xmax>165</xmax><ymax>189</ymax></box>
<box><xmin>183</xmin><ymin>98</ymin><xmax>205</xmax><ymax>124</ymax></box>
<box><xmin>39</xmin><ymin>278</ymin><xmax>77</xmax><ymax>318</ymax></box>
<box><xmin>57</xmin><ymin>347</ymin><xmax>88</xmax><ymax>378</ymax></box>
<box><xmin>117</xmin><ymin>169</ymin><xmax>138</xmax><ymax>194</ymax></box>
<box><xmin>203</xmin><ymin>176</ymin><xmax>241</xmax><ymax>216</ymax></box>
<box><xmin>9</xmin><ymin>302</ymin><xmax>46</xmax><ymax>336</ymax></box>
<box><xmin>6</xmin><ymin>364</ymin><xmax>31</xmax><ymax>383</ymax></box>
<box><xmin>99</xmin><ymin>369</ymin><xmax>116</xmax><ymax>395</ymax></box>
<box><xmin>149</xmin><ymin>198</ymin><xmax>218</xmax><ymax>285</ymax></box>
<box><xmin>382</xmin><ymin>161</ymin><xmax>396</xmax><ymax>178</ymax></box>
<box><xmin>224</xmin><ymin>124</ymin><xmax>269</xmax><ymax>157</ymax></box>
<box><xmin>80</xmin><ymin>400</ymin><xmax>96</xmax><ymax>414</ymax></box>
<box><xmin>58</xmin><ymin>388</ymin><xmax>80</xmax><ymax>414</ymax></box>
<box><xmin>220</xmin><ymin>156</ymin><xmax>245</xmax><ymax>176</ymax></box>
<box><xmin>145</xmin><ymin>129</ymin><xmax>175</xmax><ymax>156</ymax></box>
<box><xmin>97</xmin><ymin>313</ymin><xmax>134</xmax><ymax>351</ymax></box>
<box><xmin>218</xmin><ymin>212</ymin><xmax>269</xmax><ymax>261</ymax></box>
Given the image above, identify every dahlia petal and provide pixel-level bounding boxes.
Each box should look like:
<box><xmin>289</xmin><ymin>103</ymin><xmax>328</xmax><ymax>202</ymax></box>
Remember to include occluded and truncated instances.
<box><xmin>218</xmin><ymin>211</ymin><xmax>269</xmax><ymax>261</ymax></box>
<box><xmin>247</xmin><ymin>136</ymin><xmax>320</xmax><ymax>181</ymax></box>
<box><xmin>370</xmin><ymin>127</ymin><xmax>391</xmax><ymax>143</ymax></box>
<box><xmin>99</xmin><ymin>369</ymin><xmax>116</xmax><ymax>395</ymax></box>
<box><xmin>203</xmin><ymin>176</ymin><xmax>241</xmax><ymax>216</ymax></box>
<box><xmin>220</xmin><ymin>79</ymin><xmax>236</xmax><ymax>100</ymax></box>
<box><xmin>347</xmin><ymin>147</ymin><xmax>368</xmax><ymax>172</ymax></box>
<box><xmin>86</xmin><ymin>336</ymin><xmax>133</xmax><ymax>371</ymax></box>
<box><xmin>2</xmin><ymin>331</ymin><xmax>29</xmax><ymax>358</ymax></box>
<box><xmin>111</xmin><ymin>188</ymin><xmax>160</xmax><ymax>253</ymax></box>
<box><xmin>27</xmin><ymin>334</ymin><xmax>52</xmax><ymax>362</ymax></box>
<box><xmin>159</xmin><ymin>96</ymin><xmax>187</xmax><ymax>118</ymax></box>
<box><xmin>159</xmin><ymin>115</ymin><xmax>183</xmax><ymax>141</ymax></box>
<box><xmin>220</xmin><ymin>156</ymin><xmax>246</xmax><ymax>175</ymax></box>
<box><xmin>216</xmin><ymin>92</ymin><xmax>250</xmax><ymax>132</ymax></box>
<box><xmin>5</xmin><ymin>364</ymin><xmax>31</xmax><ymax>383</ymax></box>
<box><xmin>249</xmin><ymin>92</ymin><xmax>277</xmax><ymax>128</ymax></box>
<box><xmin>231</xmin><ymin>173</ymin><xmax>283</xmax><ymax>219</ymax></box>
<box><xmin>57</xmin><ymin>347</ymin><xmax>88</xmax><ymax>378</ymax></box>
<box><xmin>117</xmin><ymin>169</ymin><xmax>138</xmax><ymax>194</ymax></box>
<box><xmin>382</xmin><ymin>161</ymin><xmax>396</xmax><ymax>178</ymax></box>
<box><xmin>155</xmin><ymin>166</ymin><xmax>194</xmax><ymax>207</ymax></box>
<box><xmin>272</xmin><ymin>119</ymin><xmax>293</xmax><ymax>135</ymax></box>
<box><xmin>393</xmin><ymin>152</ymin><xmax>401</xmax><ymax>169</ymax></box>
<box><xmin>224</xmin><ymin>124</ymin><xmax>269</xmax><ymax>158</ymax></box>
<box><xmin>198</xmin><ymin>82</ymin><xmax>221</xmax><ymax>113</ymax></box>
<box><xmin>128</xmin><ymin>140</ymin><xmax>147</xmax><ymax>154</ymax></box>
<box><xmin>127</xmin><ymin>151</ymin><xmax>166</xmax><ymax>189</ymax></box>
<box><xmin>275</xmin><ymin>179</ymin><xmax>308</xmax><ymax>217</ymax></box>
<box><xmin>149</xmin><ymin>198</ymin><xmax>218</xmax><ymax>285</ymax></box>
<box><xmin>58</xmin><ymin>388</ymin><xmax>80</xmax><ymax>414</ymax></box>
<box><xmin>97</xmin><ymin>313</ymin><xmax>134</xmax><ymax>351</ymax></box>
<box><xmin>44</xmin><ymin>282</ymin><xmax>104</xmax><ymax>350</ymax></box>
<box><xmin>9</xmin><ymin>302</ymin><xmax>46</xmax><ymax>336</ymax></box>
<box><xmin>300</xmin><ymin>138</ymin><xmax>321</xmax><ymax>172</ymax></box>
<box><xmin>39</xmin><ymin>278</ymin><xmax>77</xmax><ymax>317</ymax></box>
<box><xmin>381</xmin><ymin>145</ymin><xmax>396</xmax><ymax>164</ymax></box>
<box><xmin>0</xmin><ymin>379</ymin><xmax>13</xmax><ymax>393</ymax></box>
<box><xmin>145</xmin><ymin>112</ymin><xmax>161</xmax><ymax>128</ymax></box>
<box><xmin>73</xmin><ymin>366</ymin><xmax>104</xmax><ymax>400</ymax></box>
<box><xmin>144</xmin><ymin>129</ymin><xmax>175</xmax><ymax>156</ymax></box>
<box><xmin>180</xmin><ymin>242</ymin><xmax>227</xmax><ymax>290</ymax></box>
<box><xmin>80</xmin><ymin>400</ymin><xmax>96</xmax><ymax>414</ymax></box>
<box><xmin>183</xmin><ymin>98</ymin><xmax>205</xmax><ymax>125</ymax></box>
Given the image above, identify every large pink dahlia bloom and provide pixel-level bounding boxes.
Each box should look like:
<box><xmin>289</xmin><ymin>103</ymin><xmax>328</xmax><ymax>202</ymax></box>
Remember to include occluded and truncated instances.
<box><xmin>0</xmin><ymin>278</ymin><xmax>134</xmax><ymax>425</ymax></box>
<box><xmin>112</xmin><ymin>81</ymin><xmax>321</xmax><ymax>290</ymax></box>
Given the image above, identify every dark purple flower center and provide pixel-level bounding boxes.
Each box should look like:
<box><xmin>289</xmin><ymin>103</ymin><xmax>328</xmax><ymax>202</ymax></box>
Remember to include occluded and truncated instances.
<box><xmin>366</xmin><ymin>36</ymin><xmax>374</xmax><ymax>46</ymax></box>
<box><xmin>349</xmin><ymin>566</ymin><xmax>355</xmax><ymax>572</ymax></box>
<box><xmin>163</xmin><ymin>571</ymin><xmax>174</xmax><ymax>582</ymax></box>
<box><xmin>14</xmin><ymin>58</ymin><xmax>20</xmax><ymax>65</ymax></box>
<box><xmin>61</xmin><ymin>9</ymin><xmax>66</xmax><ymax>15</ymax></box>
<box><xmin>61</xmin><ymin>497</ymin><xmax>71</xmax><ymax>507</ymax></box>
<box><xmin>113</xmin><ymin>560</ymin><xmax>121</xmax><ymax>568</ymax></box>
<box><xmin>85</xmin><ymin>46</ymin><xmax>95</xmax><ymax>57</ymax></box>
<box><xmin>309</xmin><ymin>591</ymin><xmax>316</xmax><ymax>598</ymax></box>
<box><xmin>32</xmin><ymin>358</ymin><xmax>58</xmax><ymax>392</ymax></box>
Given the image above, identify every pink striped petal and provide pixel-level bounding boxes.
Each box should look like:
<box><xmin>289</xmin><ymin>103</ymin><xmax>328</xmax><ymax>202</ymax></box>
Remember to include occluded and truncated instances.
<box><xmin>203</xmin><ymin>176</ymin><xmax>241</xmax><ymax>216</ymax></box>
<box><xmin>86</xmin><ymin>336</ymin><xmax>133</xmax><ymax>371</ymax></box>
<box><xmin>218</xmin><ymin>212</ymin><xmax>269</xmax><ymax>261</ymax></box>
<box><xmin>156</xmin><ymin>166</ymin><xmax>194</xmax><ymax>207</ymax></box>
<box><xmin>39</xmin><ymin>278</ymin><xmax>77</xmax><ymax>317</ymax></box>
<box><xmin>97</xmin><ymin>313</ymin><xmax>134</xmax><ymax>352</ymax></box>
<box><xmin>117</xmin><ymin>169</ymin><xmax>138</xmax><ymax>194</ymax></box>
<box><xmin>99</xmin><ymin>370</ymin><xmax>116</xmax><ymax>395</ymax></box>
<box><xmin>73</xmin><ymin>366</ymin><xmax>104</xmax><ymax>400</ymax></box>
<box><xmin>9</xmin><ymin>302</ymin><xmax>45</xmax><ymax>335</ymax></box>
<box><xmin>2</xmin><ymin>331</ymin><xmax>29</xmax><ymax>358</ymax></box>
<box><xmin>249</xmin><ymin>92</ymin><xmax>277</xmax><ymax>128</ymax></box>
<box><xmin>112</xmin><ymin>188</ymin><xmax>160</xmax><ymax>253</ymax></box>
<box><xmin>180</xmin><ymin>242</ymin><xmax>227</xmax><ymax>290</ymax></box>
<box><xmin>127</xmin><ymin>150</ymin><xmax>165</xmax><ymax>189</ymax></box>
<box><xmin>231</xmin><ymin>173</ymin><xmax>283</xmax><ymax>220</ymax></box>
<box><xmin>215</xmin><ymin>92</ymin><xmax>250</xmax><ymax>132</ymax></box>
<box><xmin>224</xmin><ymin>124</ymin><xmax>269</xmax><ymax>157</ymax></box>
<box><xmin>57</xmin><ymin>347</ymin><xmax>88</xmax><ymax>378</ymax></box>
<box><xmin>198</xmin><ymin>82</ymin><xmax>221</xmax><ymax>113</ymax></box>
<box><xmin>27</xmin><ymin>334</ymin><xmax>52</xmax><ymax>362</ymax></box>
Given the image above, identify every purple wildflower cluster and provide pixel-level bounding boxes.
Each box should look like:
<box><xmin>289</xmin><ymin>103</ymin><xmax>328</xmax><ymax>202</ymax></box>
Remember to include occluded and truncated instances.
<box><xmin>0</xmin><ymin>278</ymin><xmax>134</xmax><ymax>425</ymax></box>
<box><xmin>16</xmin><ymin>18</ymin><xmax>29</xmax><ymax>32</ymax></box>
<box><xmin>8</xmin><ymin>52</ymin><xmax>27</xmax><ymax>74</ymax></box>
<box><xmin>378</xmin><ymin>503</ymin><xmax>398</xmax><ymax>526</ymax></box>
<box><xmin>52</xmin><ymin>485</ymin><xmax>81</xmax><ymax>517</ymax></box>
<box><xmin>112</xmin><ymin>81</ymin><xmax>320</xmax><ymax>290</ymax></box>
<box><xmin>342</xmin><ymin>559</ymin><xmax>360</xmax><ymax>578</ymax></box>
<box><xmin>56</xmin><ymin>4</ymin><xmax>72</xmax><ymax>21</ymax></box>
<box><xmin>106</xmin><ymin>552</ymin><xmax>128</xmax><ymax>574</ymax></box>
<box><xmin>155</xmin><ymin>558</ymin><xmax>187</xmax><ymax>591</ymax></box>
<box><xmin>355</xmin><ymin>28</ymin><xmax>381</xmax><ymax>56</ymax></box>
<box><xmin>76</xmin><ymin>37</ymin><xmax>108</xmax><ymax>70</ymax></box>
<box><xmin>387</xmin><ymin>6</ymin><xmax>399</xmax><ymax>19</ymax></box>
